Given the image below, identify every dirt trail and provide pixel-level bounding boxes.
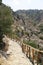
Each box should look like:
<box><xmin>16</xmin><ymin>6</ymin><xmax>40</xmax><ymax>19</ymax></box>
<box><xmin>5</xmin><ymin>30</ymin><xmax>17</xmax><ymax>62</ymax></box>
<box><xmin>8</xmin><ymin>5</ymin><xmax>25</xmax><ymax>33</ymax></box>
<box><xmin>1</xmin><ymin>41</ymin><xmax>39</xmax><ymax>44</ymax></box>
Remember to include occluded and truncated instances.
<box><xmin>0</xmin><ymin>38</ymin><xmax>32</xmax><ymax>65</ymax></box>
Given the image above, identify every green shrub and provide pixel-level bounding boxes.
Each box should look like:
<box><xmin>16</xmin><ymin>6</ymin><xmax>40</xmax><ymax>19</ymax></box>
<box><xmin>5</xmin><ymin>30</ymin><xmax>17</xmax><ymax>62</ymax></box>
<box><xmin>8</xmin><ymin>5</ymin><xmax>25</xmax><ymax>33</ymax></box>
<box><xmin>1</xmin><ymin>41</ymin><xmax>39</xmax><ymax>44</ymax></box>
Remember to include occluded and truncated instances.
<box><xmin>23</xmin><ymin>40</ymin><xmax>38</xmax><ymax>48</ymax></box>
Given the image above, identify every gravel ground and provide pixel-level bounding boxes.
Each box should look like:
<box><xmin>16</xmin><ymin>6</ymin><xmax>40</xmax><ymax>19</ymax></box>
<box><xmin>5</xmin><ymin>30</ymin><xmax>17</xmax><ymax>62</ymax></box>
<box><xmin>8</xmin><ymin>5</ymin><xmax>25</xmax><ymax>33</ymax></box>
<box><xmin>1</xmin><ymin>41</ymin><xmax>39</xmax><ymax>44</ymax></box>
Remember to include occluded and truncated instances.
<box><xmin>0</xmin><ymin>38</ymin><xmax>32</xmax><ymax>65</ymax></box>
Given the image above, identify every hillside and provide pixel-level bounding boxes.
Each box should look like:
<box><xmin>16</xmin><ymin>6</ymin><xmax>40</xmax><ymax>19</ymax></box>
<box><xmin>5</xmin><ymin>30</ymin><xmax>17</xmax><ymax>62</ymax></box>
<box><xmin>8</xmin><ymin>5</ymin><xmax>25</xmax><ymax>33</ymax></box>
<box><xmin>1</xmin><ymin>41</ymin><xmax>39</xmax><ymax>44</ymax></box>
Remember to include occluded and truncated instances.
<box><xmin>12</xmin><ymin>10</ymin><xmax>43</xmax><ymax>49</ymax></box>
<box><xmin>0</xmin><ymin>2</ymin><xmax>43</xmax><ymax>65</ymax></box>
<box><xmin>0</xmin><ymin>3</ymin><xmax>32</xmax><ymax>65</ymax></box>
<box><xmin>0</xmin><ymin>3</ymin><xmax>43</xmax><ymax>49</ymax></box>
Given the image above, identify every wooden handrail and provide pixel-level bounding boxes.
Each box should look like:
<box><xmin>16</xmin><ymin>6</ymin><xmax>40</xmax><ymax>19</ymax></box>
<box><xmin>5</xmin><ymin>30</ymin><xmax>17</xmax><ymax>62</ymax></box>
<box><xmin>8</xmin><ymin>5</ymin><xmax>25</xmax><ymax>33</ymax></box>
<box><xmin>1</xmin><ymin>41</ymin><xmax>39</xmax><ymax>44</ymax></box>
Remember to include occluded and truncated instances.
<box><xmin>21</xmin><ymin>43</ymin><xmax>43</xmax><ymax>65</ymax></box>
<box><xmin>22</xmin><ymin>43</ymin><xmax>43</xmax><ymax>53</ymax></box>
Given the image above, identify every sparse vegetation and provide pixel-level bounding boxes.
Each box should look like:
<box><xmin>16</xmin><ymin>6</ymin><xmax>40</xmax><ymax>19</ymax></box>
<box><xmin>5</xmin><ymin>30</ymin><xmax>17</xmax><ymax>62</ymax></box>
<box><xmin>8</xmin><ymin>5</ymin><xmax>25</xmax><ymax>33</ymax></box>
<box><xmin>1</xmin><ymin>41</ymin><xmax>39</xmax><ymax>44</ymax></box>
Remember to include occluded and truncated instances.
<box><xmin>0</xmin><ymin>4</ymin><xmax>14</xmax><ymax>51</ymax></box>
<box><xmin>23</xmin><ymin>40</ymin><xmax>38</xmax><ymax>48</ymax></box>
<box><xmin>0</xmin><ymin>4</ymin><xmax>14</xmax><ymax>42</ymax></box>
<box><xmin>13</xmin><ymin>10</ymin><xmax>43</xmax><ymax>50</ymax></box>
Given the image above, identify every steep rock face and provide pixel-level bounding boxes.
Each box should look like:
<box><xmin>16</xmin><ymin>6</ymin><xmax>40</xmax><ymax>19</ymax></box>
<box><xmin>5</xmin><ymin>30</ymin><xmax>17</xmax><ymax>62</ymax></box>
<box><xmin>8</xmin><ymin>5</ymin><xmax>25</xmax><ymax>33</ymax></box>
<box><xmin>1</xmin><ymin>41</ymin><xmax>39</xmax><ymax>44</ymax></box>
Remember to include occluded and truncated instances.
<box><xmin>13</xmin><ymin>10</ymin><xmax>43</xmax><ymax>31</ymax></box>
<box><xmin>12</xmin><ymin>10</ymin><xmax>43</xmax><ymax>46</ymax></box>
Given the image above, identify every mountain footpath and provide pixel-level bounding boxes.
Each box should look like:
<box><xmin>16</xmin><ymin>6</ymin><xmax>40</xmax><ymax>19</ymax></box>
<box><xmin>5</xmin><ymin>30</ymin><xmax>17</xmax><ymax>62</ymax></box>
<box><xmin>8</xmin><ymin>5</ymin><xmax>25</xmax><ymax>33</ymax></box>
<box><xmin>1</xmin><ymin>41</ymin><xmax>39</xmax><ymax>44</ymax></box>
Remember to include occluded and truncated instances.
<box><xmin>0</xmin><ymin>38</ymin><xmax>32</xmax><ymax>65</ymax></box>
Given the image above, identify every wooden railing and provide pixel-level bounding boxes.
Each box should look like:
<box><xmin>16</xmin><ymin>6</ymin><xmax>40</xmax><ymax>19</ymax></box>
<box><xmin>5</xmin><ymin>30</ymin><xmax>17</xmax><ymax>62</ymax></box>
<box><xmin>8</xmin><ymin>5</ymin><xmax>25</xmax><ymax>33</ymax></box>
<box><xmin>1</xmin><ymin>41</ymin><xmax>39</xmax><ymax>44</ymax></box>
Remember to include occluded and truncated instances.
<box><xmin>21</xmin><ymin>43</ymin><xmax>43</xmax><ymax>65</ymax></box>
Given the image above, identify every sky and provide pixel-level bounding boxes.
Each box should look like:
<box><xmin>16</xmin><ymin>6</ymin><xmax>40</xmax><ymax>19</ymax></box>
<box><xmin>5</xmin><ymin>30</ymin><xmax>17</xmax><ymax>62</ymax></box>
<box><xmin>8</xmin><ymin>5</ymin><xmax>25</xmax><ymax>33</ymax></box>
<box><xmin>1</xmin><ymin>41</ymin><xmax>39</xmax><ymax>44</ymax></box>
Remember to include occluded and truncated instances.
<box><xmin>2</xmin><ymin>0</ymin><xmax>43</xmax><ymax>11</ymax></box>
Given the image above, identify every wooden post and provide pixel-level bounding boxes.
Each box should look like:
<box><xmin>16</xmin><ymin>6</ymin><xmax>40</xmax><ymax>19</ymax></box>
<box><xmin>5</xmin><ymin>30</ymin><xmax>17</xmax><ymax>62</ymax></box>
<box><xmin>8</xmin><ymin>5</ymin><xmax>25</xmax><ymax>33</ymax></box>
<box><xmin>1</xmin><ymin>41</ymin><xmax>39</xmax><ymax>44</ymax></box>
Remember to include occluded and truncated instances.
<box><xmin>38</xmin><ymin>52</ymin><xmax>43</xmax><ymax>65</ymax></box>
<box><xmin>37</xmin><ymin>52</ymin><xmax>39</xmax><ymax>65</ymax></box>
<box><xmin>26</xmin><ymin>46</ymin><xmax>29</xmax><ymax>57</ymax></box>
<box><xmin>32</xmin><ymin>49</ymin><xmax>35</xmax><ymax>65</ymax></box>
<box><xmin>29</xmin><ymin>47</ymin><xmax>31</xmax><ymax>59</ymax></box>
<box><xmin>22</xmin><ymin>44</ymin><xmax>26</xmax><ymax>53</ymax></box>
<box><xmin>24</xmin><ymin>44</ymin><xmax>26</xmax><ymax>53</ymax></box>
<box><xmin>22</xmin><ymin>44</ymin><xmax>24</xmax><ymax>53</ymax></box>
